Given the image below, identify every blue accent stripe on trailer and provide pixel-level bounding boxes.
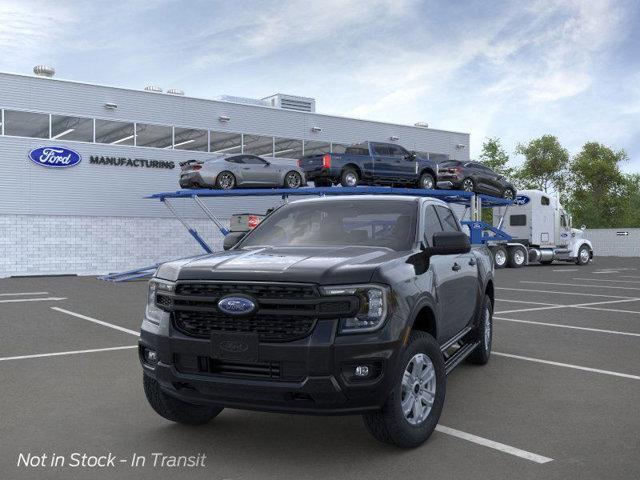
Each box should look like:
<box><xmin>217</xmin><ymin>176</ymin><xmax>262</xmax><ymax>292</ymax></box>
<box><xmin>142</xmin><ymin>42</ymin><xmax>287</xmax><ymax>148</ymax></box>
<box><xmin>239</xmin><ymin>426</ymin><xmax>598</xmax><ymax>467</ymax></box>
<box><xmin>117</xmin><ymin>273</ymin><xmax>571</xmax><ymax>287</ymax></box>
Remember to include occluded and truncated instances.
<box><xmin>146</xmin><ymin>187</ymin><xmax>513</xmax><ymax>207</ymax></box>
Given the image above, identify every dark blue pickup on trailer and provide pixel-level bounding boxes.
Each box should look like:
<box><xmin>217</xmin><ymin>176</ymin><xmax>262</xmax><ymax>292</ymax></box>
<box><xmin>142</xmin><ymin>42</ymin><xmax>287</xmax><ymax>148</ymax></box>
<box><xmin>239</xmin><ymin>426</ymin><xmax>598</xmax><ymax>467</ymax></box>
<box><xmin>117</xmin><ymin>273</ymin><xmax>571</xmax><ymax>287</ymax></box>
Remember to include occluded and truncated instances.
<box><xmin>298</xmin><ymin>141</ymin><xmax>439</xmax><ymax>190</ymax></box>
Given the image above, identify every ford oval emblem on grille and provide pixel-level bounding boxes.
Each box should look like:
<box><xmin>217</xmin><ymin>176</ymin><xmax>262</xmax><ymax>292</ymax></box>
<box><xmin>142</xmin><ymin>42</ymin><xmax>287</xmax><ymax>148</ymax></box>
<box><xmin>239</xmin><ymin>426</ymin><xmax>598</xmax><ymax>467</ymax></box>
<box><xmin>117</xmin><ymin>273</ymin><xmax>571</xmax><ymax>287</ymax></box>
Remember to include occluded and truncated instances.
<box><xmin>217</xmin><ymin>296</ymin><xmax>256</xmax><ymax>315</ymax></box>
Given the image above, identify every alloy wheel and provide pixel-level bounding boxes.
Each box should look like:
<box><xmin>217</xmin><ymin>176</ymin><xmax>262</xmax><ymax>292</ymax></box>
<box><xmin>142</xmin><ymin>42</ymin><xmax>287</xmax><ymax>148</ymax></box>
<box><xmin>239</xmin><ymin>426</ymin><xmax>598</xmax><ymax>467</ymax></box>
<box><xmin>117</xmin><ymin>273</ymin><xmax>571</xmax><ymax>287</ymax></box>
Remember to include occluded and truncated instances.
<box><xmin>462</xmin><ymin>179</ymin><xmax>474</xmax><ymax>192</ymax></box>
<box><xmin>503</xmin><ymin>189</ymin><xmax>515</xmax><ymax>200</ymax></box>
<box><xmin>580</xmin><ymin>247</ymin><xmax>590</xmax><ymax>263</ymax></box>
<box><xmin>286</xmin><ymin>172</ymin><xmax>301</xmax><ymax>188</ymax></box>
<box><xmin>421</xmin><ymin>176</ymin><xmax>434</xmax><ymax>189</ymax></box>
<box><xmin>345</xmin><ymin>172</ymin><xmax>358</xmax><ymax>187</ymax></box>
<box><xmin>218</xmin><ymin>173</ymin><xmax>235</xmax><ymax>189</ymax></box>
<box><xmin>401</xmin><ymin>353</ymin><xmax>437</xmax><ymax>425</ymax></box>
<box><xmin>483</xmin><ymin>305</ymin><xmax>491</xmax><ymax>351</ymax></box>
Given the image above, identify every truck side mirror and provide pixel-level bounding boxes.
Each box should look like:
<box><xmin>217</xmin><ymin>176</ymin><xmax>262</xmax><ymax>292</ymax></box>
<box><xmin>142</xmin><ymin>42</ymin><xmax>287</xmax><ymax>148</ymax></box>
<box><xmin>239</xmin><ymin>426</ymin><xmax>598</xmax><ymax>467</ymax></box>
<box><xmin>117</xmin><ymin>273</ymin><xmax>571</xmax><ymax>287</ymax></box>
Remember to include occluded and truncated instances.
<box><xmin>427</xmin><ymin>231</ymin><xmax>471</xmax><ymax>255</ymax></box>
<box><xmin>223</xmin><ymin>231</ymin><xmax>247</xmax><ymax>250</ymax></box>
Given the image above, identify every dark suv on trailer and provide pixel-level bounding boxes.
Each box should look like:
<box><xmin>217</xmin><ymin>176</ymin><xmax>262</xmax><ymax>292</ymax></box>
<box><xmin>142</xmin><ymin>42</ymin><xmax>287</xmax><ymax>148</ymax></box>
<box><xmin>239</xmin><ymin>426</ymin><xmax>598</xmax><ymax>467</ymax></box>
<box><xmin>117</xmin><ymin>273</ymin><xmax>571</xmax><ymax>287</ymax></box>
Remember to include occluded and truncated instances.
<box><xmin>437</xmin><ymin>160</ymin><xmax>516</xmax><ymax>199</ymax></box>
<box><xmin>139</xmin><ymin>195</ymin><xmax>495</xmax><ymax>447</ymax></box>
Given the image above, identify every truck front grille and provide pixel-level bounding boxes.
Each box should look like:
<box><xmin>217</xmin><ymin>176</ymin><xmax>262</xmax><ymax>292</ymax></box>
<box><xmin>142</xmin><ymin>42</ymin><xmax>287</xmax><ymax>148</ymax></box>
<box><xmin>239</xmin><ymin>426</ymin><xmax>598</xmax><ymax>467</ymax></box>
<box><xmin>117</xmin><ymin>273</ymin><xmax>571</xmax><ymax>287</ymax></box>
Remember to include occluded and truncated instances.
<box><xmin>175</xmin><ymin>354</ymin><xmax>282</xmax><ymax>380</ymax></box>
<box><xmin>173</xmin><ymin>311</ymin><xmax>316</xmax><ymax>342</ymax></box>
<box><xmin>164</xmin><ymin>282</ymin><xmax>355</xmax><ymax>342</ymax></box>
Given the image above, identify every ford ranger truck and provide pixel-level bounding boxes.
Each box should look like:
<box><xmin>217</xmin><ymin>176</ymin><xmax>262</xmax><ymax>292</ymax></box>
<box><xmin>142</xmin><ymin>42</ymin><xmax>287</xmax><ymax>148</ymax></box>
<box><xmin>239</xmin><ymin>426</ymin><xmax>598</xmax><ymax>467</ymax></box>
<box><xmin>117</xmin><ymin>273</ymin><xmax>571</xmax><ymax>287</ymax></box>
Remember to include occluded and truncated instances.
<box><xmin>140</xmin><ymin>195</ymin><xmax>494</xmax><ymax>448</ymax></box>
<box><xmin>298</xmin><ymin>142</ymin><xmax>439</xmax><ymax>190</ymax></box>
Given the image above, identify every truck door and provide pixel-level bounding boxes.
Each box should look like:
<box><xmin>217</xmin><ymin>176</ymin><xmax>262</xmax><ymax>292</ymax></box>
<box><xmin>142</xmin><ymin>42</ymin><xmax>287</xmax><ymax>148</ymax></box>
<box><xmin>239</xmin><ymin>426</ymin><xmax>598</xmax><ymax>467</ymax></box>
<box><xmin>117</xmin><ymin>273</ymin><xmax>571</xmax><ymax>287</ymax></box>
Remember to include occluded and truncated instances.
<box><xmin>557</xmin><ymin>209</ymin><xmax>571</xmax><ymax>247</ymax></box>
<box><xmin>370</xmin><ymin>143</ymin><xmax>398</xmax><ymax>183</ymax></box>
<box><xmin>387</xmin><ymin>144</ymin><xmax>418</xmax><ymax>183</ymax></box>
<box><xmin>424</xmin><ymin>205</ymin><xmax>478</xmax><ymax>340</ymax></box>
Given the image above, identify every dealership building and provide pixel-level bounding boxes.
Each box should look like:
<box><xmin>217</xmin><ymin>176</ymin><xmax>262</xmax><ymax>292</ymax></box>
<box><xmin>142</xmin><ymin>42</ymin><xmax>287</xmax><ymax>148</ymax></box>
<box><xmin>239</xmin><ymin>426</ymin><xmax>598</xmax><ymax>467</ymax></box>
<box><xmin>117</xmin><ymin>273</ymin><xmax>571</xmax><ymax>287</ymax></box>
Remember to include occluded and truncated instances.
<box><xmin>0</xmin><ymin>68</ymin><xmax>470</xmax><ymax>277</ymax></box>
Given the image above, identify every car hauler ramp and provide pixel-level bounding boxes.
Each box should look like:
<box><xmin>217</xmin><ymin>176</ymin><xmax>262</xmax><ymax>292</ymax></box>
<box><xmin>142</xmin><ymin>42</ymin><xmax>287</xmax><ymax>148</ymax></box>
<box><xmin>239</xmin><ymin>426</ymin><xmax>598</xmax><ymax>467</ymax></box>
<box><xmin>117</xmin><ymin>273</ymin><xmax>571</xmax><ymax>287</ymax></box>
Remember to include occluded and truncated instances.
<box><xmin>100</xmin><ymin>187</ymin><xmax>512</xmax><ymax>281</ymax></box>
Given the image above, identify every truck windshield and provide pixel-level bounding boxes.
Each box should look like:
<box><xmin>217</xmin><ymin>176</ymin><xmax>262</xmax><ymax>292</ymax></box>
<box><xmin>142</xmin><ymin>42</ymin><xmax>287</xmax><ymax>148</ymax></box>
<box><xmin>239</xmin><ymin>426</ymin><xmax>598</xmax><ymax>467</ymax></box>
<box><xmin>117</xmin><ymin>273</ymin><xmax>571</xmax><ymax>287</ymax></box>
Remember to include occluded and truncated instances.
<box><xmin>239</xmin><ymin>200</ymin><xmax>417</xmax><ymax>251</ymax></box>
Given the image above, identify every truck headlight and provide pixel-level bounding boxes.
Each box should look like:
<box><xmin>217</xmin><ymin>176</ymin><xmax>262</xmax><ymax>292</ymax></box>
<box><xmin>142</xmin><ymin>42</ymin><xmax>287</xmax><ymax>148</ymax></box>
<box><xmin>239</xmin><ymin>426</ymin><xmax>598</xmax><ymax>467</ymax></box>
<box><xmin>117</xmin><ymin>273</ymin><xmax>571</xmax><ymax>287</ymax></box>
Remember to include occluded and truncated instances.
<box><xmin>321</xmin><ymin>285</ymin><xmax>389</xmax><ymax>334</ymax></box>
<box><xmin>145</xmin><ymin>279</ymin><xmax>175</xmax><ymax>325</ymax></box>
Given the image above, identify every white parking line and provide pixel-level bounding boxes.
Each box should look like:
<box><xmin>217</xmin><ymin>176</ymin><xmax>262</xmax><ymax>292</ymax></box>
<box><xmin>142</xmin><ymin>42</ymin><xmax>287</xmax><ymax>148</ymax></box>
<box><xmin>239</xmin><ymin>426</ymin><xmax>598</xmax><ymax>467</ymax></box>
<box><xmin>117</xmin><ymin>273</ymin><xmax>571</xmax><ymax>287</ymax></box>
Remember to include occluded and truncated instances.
<box><xmin>494</xmin><ymin>316</ymin><xmax>640</xmax><ymax>338</ymax></box>
<box><xmin>0</xmin><ymin>292</ymin><xmax>49</xmax><ymax>296</ymax></box>
<box><xmin>0</xmin><ymin>297</ymin><xmax>67</xmax><ymax>304</ymax></box>
<box><xmin>0</xmin><ymin>346</ymin><xmax>137</xmax><ymax>362</ymax></box>
<box><xmin>435</xmin><ymin>425</ymin><xmax>553</xmax><ymax>464</ymax></box>
<box><xmin>495</xmin><ymin>298</ymin><xmax>640</xmax><ymax>315</ymax></box>
<box><xmin>552</xmin><ymin>269</ymin><xmax>578</xmax><ymax>272</ymax></box>
<box><xmin>520</xmin><ymin>281</ymin><xmax>640</xmax><ymax>291</ymax></box>
<box><xmin>496</xmin><ymin>299</ymin><xmax>560</xmax><ymax>306</ymax></box>
<box><xmin>493</xmin><ymin>352</ymin><xmax>640</xmax><ymax>381</ymax></box>
<box><xmin>51</xmin><ymin>307</ymin><xmax>139</xmax><ymax>336</ymax></box>
<box><xmin>574</xmin><ymin>305</ymin><xmax>640</xmax><ymax>315</ymax></box>
<box><xmin>573</xmin><ymin>278</ymin><xmax>640</xmax><ymax>284</ymax></box>
<box><xmin>497</xmin><ymin>287</ymin><xmax>638</xmax><ymax>299</ymax></box>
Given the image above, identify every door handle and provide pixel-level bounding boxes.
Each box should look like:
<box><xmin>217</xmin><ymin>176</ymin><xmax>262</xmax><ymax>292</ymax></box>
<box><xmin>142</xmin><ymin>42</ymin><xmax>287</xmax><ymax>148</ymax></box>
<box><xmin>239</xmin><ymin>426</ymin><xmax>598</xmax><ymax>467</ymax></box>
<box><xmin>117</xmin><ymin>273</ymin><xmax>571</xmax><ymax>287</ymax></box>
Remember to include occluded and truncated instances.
<box><xmin>452</xmin><ymin>263</ymin><xmax>461</xmax><ymax>272</ymax></box>
<box><xmin>468</xmin><ymin>258</ymin><xmax>477</xmax><ymax>266</ymax></box>
<box><xmin>242</xmin><ymin>167</ymin><xmax>250</xmax><ymax>170</ymax></box>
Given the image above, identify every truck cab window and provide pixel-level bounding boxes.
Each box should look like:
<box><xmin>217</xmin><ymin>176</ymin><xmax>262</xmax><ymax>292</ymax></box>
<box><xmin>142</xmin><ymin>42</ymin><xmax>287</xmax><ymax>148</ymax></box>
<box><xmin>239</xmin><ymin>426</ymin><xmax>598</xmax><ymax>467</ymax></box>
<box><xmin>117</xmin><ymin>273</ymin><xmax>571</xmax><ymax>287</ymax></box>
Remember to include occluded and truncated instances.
<box><xmin>373</xmin><ymin>144</ymin><xmax>390</xmax><ymax>156</ymax></box>
<box><xmin>423</xmin><ymin>205</ymin><xmax>444</xmax><ymax>246</ymax></box>
<box><xmin>510</xmin><ymin>214</ymin><xmax>526</xmax><ymax>226</ymax></box>
<box><xmin>541</xmin><ymin>196</ymin><xmax>550</xmax><ymax>206</ymax></box>
<box><xmin>434</xmin><ymin>206</ymin><xmax>460</xmax><ymax>232</ymax></box>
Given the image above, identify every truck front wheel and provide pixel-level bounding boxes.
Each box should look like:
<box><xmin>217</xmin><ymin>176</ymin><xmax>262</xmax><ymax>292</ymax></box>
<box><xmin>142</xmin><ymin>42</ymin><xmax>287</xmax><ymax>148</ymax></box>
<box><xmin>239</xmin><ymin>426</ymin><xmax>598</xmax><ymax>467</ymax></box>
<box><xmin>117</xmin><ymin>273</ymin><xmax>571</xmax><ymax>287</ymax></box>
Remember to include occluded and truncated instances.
<box><xmin>576</xmin><ymin>245</ymin><xmax>591</xmax><ymax>265</ymax></box>
<box><xmin>362</xmin><ymin>331</ymin><xmax>445</xmax><ymax>448</ymax></box>
<box><xmin>418</xmin><ymin>172</ymin><xmax>435</xmax><ymax>190</ymax></box>
<box><xmin>143</xmin><ymin>375</ymin><xmax>223</xmax><ymax>425</ymax></box>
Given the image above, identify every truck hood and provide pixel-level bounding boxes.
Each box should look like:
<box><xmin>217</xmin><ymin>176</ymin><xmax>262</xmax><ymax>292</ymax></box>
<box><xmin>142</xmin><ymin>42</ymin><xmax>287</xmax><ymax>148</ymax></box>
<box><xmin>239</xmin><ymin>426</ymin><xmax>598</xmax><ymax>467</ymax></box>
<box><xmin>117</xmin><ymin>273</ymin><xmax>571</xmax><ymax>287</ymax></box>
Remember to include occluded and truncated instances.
<box><xmin>155</xmin><ymin>246</ymin><xmax>406</xmax><ymax>284</ymax></box>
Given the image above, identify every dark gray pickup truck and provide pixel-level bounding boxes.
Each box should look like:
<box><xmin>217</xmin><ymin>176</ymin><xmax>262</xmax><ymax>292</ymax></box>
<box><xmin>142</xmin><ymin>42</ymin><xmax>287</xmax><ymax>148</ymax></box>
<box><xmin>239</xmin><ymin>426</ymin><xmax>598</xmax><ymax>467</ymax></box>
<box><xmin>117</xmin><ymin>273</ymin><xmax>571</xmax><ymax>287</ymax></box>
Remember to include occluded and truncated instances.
<box><xmin>140</xmin><ymin>195</ymin><xmax>495</xmax><ymax>448</ymax></box>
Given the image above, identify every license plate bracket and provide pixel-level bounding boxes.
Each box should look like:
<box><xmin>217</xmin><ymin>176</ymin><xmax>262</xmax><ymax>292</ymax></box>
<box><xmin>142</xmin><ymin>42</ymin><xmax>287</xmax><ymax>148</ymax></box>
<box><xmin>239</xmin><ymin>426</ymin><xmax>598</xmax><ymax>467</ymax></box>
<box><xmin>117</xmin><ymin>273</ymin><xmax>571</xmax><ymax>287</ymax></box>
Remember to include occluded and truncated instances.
<box><xmin>211</xmin><ymin>332</ymin><xmax>259</xmax><ymax>362</ymax></box>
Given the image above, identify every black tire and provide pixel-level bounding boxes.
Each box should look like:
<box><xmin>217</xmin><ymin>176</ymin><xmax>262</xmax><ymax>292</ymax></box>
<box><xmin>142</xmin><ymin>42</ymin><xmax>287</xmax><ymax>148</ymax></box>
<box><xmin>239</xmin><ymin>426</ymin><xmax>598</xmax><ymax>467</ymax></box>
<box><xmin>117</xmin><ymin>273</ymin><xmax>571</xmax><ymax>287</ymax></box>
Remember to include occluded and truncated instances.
<box><xmin>466</xmin><ymin>295</ymin><xmax>492</xmax><ymax>365</ymax></box>
<box><xmin>507</xmin><ymin>245</ymin><xmax>526</xmax><ymax>268</ymax></box>
<box><xmin>314</xmin><ymin>179</ymin><xmax>332</xmax><ymax>187</ymax></box>
<box><xmin>418</xmin><ymin>172</ymin><xmax>435</xmax><ymax>190</ymax></box>
<box><xmin>461</xmin><ymin>178</ymin><xmax>475</xmax><ymax>192</ymax></box>
<box><xmin>215</xmin><ymin>171</ymin><xmax>236</xmax><ymax>190</ymax></box>
<box><xmin>576</xmin><ymin>245</ymin><xmax>591</xmax><ymax>265</ymax></box>
<box><xmin>362</xmin><ymin>331</ymin><xmax>446</xmax><ymax>448</ymax></box>
<box><xmin>143</xmin><ymin>375</ymin><xmax>223</xmax><ymax>425</ymax></box>
<box><xmin>340</xmin><ymin>168</ymin><xmax>359</xmax><ymax>187</ymax></box>
<box><xmin>502</xmin><ymin>188</ymin><xmax>516</xmax><ymax>200</ymax></box>
<box><xmin>491</xmin><ymin>245</ymin><xmax>508</xmax><ymax>269</ymax></box>
<box><xmin>283</xmin><ymin>171</ymin><xmax>303</xmax><ymax>189</ymax></box>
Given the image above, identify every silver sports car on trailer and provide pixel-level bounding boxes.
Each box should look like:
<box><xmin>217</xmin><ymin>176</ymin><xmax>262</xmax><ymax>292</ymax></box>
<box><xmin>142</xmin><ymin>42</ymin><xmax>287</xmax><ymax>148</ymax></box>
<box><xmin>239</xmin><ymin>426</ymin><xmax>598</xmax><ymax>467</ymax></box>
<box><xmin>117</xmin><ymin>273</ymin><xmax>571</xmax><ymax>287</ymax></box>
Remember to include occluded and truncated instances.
<box><xmin>179</xmin><ymin>154</ymin><xmax>307</xmax><ymax>189</ymax></box>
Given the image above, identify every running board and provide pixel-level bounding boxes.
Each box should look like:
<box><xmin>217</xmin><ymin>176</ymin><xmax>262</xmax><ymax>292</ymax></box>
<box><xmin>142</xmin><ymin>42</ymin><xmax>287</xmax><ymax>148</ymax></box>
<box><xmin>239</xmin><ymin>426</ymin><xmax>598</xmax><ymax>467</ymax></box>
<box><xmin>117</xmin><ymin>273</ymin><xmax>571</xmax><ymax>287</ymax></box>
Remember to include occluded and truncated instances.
<box><xmin>445</xmin><ymin>342</ymin><xmax>480</xmax><ymax>375</ymax></box>
<box><xmin>440</xmin><ymin>326</ymin><xmax>473</xmax><ymax>352</ymax></box>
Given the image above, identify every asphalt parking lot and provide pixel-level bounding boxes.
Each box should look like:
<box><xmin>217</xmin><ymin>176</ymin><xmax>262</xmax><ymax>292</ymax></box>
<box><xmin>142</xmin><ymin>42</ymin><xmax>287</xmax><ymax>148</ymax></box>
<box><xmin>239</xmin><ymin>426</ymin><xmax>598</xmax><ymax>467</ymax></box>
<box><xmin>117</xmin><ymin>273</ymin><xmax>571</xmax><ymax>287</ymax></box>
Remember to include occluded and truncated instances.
<box><xmin>2</xmin><ymin>257</ymin><xmax>640</xmax><ymax>480</ymax></box>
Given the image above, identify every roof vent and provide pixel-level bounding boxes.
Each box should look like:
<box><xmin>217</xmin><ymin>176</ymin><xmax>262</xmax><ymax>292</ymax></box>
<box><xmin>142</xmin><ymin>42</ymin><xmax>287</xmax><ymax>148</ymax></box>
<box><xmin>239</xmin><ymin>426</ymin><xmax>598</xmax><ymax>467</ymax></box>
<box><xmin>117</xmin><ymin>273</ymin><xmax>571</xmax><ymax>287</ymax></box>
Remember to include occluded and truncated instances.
<box><xmin>414</xmin><ymin>122</ymin><xmax>429</xmax><ymax>128</ymax></box>
<box><xmin>144</xmin><ymin>85</ymin><xmax>163</xmax><ymax>93</ymax></box>
<box><xmin>167</xmin><ymin>88</ymin><xmax>185</xmax><ymax>96</ymax></box>
<box><xmin>33</xmin><ymin>65</ymin><xmax>55</xmax><ymax>78</ymax></box>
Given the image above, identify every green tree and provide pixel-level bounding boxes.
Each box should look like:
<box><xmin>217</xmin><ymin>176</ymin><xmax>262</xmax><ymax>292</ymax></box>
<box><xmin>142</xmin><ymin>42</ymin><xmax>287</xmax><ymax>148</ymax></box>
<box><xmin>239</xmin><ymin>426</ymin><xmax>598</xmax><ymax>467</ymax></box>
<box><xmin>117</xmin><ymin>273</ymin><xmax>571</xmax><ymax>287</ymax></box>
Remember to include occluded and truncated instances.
<box><xmin>619</xmin><ymin>174</ymin><xmax>640</xmax><ymax>227</ymax></box>
<box><xmin>566</xmin><ymin>142</ymin><xmax>628</xmax><ymax>228</ymax></box>
<box><xmin>479</xmin><ymin>137</ymin><xmax>515</xmax><ymax>177</ymax></box>
<box><xmin>515</xmin><ymin>135</ymin><xmax>569</xmax><ymax>193</ymax></box>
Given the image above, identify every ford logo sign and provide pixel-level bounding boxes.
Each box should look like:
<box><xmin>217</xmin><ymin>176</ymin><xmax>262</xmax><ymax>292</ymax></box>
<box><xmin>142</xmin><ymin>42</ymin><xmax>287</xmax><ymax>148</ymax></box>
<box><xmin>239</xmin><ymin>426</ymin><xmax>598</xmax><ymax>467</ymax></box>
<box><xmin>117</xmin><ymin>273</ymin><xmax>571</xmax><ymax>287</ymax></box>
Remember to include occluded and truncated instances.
<box><xmin>28</xmin><ymin>146</ymin><xmax>82</xmax><ymax>168</ymax></box>
<box><xmin>217</xmin><ymin>296</ymin><xmax>256</xmax><ymax>315</ymax></box>
<box><xmin>514</xmin><ymin>195</ymin><xmax>530</xmax><ymax>206</ymax></box>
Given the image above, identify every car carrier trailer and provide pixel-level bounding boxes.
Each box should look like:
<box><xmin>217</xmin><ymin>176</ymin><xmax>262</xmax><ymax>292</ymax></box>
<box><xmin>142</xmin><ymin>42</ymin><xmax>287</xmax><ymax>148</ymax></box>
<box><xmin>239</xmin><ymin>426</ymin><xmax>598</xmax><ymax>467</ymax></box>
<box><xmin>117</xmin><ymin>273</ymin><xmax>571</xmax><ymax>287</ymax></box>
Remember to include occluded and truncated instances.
<box><xmin>100</xmin><ymin>187</ymin><xmax>512</xmax><ymax>281</ymax></box>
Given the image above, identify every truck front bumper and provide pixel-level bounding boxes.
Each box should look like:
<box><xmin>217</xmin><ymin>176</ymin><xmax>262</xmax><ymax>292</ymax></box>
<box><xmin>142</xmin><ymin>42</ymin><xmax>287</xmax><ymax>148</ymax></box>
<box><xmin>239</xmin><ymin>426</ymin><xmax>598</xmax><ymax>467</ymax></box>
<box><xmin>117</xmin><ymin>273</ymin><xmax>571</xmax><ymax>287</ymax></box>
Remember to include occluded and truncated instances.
<box><xmin>139</xmin><ymin>317</ymin><xmax>403</xmax><ymax>415</ymax></box>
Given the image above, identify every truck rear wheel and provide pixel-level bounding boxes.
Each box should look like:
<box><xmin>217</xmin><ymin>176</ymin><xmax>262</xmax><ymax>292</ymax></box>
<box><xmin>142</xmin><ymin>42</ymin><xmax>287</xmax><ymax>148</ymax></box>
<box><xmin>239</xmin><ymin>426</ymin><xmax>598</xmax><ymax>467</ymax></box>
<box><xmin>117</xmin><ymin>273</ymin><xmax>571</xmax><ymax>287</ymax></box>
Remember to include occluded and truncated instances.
<box><xmin>362</xmin><ymin>331</ymin><xmax>445</xmax><ymax>448</ymax></box>
<box><xmin>143</xmin><ymin>375</ymin><xmax>223</xmax><ymax>425</ymax></box>
<box><xmin>491</xmin><ymin>245</ymin><xmax>508</xmax><ymax>269</ymax></box>
<box><xmin>466</xmin><ymin>294</ymin><xmax>492</xmax><ymax>365</ymax></box>
<box><xmin>507</xmin><ymin>245</ymin><xmax>526</xmax><ymax>268</ymax></box>
<box><xmin>340</xmin><ymin>168</ymin><xmax>359</xmax><ymax>187</ymax></box>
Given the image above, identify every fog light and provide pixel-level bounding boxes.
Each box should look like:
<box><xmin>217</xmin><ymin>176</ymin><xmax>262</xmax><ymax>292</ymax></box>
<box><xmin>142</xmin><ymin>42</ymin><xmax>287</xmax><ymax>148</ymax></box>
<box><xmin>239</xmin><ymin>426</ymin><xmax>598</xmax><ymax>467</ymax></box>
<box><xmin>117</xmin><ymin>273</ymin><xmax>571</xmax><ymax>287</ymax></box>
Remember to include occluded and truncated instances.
<box><xmin>355</xmin><ymin>365</ymin><xmax>370</xmax><ymax>377</ymax></box>
<box><xmin>144</xmin><ymin>348</ymin><xmax>158</xmax><ymax>365</ymax></box>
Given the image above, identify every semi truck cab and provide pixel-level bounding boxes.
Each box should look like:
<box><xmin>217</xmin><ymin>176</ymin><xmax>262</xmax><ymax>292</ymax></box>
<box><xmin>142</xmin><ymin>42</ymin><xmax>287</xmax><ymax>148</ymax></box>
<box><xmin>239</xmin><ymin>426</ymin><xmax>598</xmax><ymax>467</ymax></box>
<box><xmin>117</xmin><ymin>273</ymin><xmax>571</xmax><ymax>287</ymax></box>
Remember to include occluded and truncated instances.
<box><xmin>493</xmin><ymin>189</ymin><xmax>593</xmax><ymax>266</ymax></box>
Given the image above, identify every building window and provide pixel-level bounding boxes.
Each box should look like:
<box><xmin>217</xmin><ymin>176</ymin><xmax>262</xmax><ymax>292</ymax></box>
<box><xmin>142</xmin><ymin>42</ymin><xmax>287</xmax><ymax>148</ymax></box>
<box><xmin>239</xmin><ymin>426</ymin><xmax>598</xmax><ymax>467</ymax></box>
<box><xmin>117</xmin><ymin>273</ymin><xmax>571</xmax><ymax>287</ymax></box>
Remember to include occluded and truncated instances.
<box><xmin>243</xmin><ymin>134</ymin><xmax>274</xmax><ymax>156</ymax></box>
<box><xmin>50</xmin><ymin>115</ymin><xmax>94</xmax><ymax>142</ymax></box>
<box><xmin>303</xmin><ymin>140</ymin><xmax>330</xmax><ymax>156</ymax></box>
<box><xmin>135</xmin><ymin>123</ymin><xmax>173</xmax><ymax>148</ymax></box>
<box><xmin>273</xmin><ymin>137</ymin><xmax>303</xmax><ymax>159</ymax></box>
<box><xmin>331</xmin><ymin>143</ymin><xmax>349</xmax><ymax>154</ymax></box>
<box><xmin>210</xmin><ymin>131</ymin><xmax>242</xmax><ymax>154</ymax></box>
<box><xmin>173</xmin><ymin>127</ymin><xmax>208</xmax><ymax>151</ymax></box>
<box><xmin>95</xmin><ymin>119</ymin><xmax>135</xmax><ymax>145</ymax></box>
<box><xmin>3</xmin><ymin>110</ymin><xmax>50</xmax><ymax>139</ymax></box>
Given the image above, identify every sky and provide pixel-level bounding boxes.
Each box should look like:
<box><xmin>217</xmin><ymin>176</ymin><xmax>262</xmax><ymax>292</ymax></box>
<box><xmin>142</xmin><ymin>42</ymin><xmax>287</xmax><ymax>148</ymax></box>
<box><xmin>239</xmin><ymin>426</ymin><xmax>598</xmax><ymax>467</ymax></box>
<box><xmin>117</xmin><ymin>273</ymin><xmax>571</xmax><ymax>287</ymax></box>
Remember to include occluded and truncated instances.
<box><xmin>1</xmin><ymin>0</ymin><xmax>639</xmax><ymax>171</ymax></box>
